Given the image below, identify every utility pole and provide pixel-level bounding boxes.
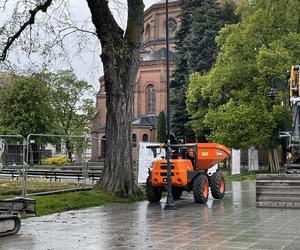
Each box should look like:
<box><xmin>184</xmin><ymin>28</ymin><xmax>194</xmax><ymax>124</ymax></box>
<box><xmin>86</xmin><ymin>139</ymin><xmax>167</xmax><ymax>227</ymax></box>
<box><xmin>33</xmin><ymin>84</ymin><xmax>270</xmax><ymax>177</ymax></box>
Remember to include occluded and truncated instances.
<box><xmin>164</xmin><ymin>0</ymin><xmax>175</xmax><ymax>210</ymax></box>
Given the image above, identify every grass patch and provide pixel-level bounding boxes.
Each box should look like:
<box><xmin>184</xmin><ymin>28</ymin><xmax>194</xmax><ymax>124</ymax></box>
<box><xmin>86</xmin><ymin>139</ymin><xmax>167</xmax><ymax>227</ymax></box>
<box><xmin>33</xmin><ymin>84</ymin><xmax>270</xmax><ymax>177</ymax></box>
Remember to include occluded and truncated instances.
<box><xmin>222</xmin><ymin>166</ymin><xmax>269</xmax><ymax>182</ymax></box>
<box><xmin>224</xmin><ymin>172</ymin><xmax>257</xmax><ymax>182</ymax></box>
<box><xmin>34</xmin><ymin>189</ymin><xmax>145</xmax><ymax>216</ymax></box>
<box><xmin>0</xmin><ymin>179</ymin><xmax>92</xmax><ymax>196</ymax></box>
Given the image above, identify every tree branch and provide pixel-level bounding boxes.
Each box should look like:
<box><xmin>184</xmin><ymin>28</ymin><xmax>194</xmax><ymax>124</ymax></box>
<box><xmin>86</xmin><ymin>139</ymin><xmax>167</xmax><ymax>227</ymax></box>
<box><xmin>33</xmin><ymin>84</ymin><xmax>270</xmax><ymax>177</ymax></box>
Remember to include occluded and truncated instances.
<box><xmin>86</xmin><ymin>0</ymin><xmax>124</xmax><ymax>46</ymax></box>
<box><xmin>46</xmin><ymin>26</ymin><xmax>98</xmax><ymax>50</ymax></box>
<box><xmin>59</xmin><ymin>26</ymin><xmax>98</xmax><ymax>37</ymax></box>
<box><xmin>0</xmin><ymin>0</ymin><xmax>53</xmax><ymax>61</ymax></box>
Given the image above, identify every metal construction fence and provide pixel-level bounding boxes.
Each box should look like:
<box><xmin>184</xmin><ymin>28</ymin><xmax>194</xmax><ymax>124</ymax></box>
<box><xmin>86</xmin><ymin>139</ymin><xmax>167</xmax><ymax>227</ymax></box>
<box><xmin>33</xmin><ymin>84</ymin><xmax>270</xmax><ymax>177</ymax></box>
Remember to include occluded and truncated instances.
<box><xmin>0</xmin><ymin>134</ymin><xmax>105</xmax><ymax>197</ymax></box>
<box><xmin>0</xmin><ymin>134</ymin><xmax>27</xmax><ymax>197</ymax></box>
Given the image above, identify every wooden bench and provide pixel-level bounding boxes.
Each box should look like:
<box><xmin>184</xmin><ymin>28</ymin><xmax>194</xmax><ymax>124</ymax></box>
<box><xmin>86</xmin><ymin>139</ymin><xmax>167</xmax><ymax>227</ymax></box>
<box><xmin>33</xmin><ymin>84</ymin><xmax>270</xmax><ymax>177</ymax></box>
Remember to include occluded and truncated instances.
<box><xmin>0</xmin><ymin>166</ymin><xmax>103</xmax><ymax>182</ymax></box>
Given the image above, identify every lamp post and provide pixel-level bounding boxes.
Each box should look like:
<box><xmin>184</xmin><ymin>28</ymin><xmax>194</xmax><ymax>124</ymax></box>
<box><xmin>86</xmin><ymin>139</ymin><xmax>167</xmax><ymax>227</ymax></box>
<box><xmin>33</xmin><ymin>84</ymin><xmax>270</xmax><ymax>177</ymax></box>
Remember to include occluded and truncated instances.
<box><xmin>164</xmin><ymin>0</ymin><xmax>175</xmax><ymax>210</ymax></box>
<box><xmin>267</xmin><ymin>88</ymin><xmax>278</xmax><ymax>105</ymax></box>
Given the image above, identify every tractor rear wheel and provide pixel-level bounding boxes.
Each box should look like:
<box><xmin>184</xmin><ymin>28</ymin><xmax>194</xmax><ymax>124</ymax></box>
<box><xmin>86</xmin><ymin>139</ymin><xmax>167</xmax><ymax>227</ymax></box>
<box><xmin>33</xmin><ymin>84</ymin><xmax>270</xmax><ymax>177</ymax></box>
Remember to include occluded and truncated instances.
<box><xmin>172</xmin><ymin>187</ymin><xmax>183</xmax><ymax>200</ymax></box>
<box><xmin>193</xmin><ymin>174</ymin><xmax>209</xmax><ymax>204</ymax></box>
<box><xmin>146</xmin><ymin>176</ymin><xmax>162</xmax><ymax>202</ymax></box>
<box><xmin>210</xmin><ymin>171</ymin><xmax>225</xmax><ymax>199</ymax></box>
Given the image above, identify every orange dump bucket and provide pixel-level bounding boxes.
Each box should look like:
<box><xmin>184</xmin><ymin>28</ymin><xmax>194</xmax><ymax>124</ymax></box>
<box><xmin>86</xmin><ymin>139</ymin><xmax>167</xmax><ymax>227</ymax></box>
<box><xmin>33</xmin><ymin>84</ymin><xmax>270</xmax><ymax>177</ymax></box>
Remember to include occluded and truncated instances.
<box><xmin>190</xmin><ymin>143</ymin><xmax>231</xmax><ymax>170</ymax></box>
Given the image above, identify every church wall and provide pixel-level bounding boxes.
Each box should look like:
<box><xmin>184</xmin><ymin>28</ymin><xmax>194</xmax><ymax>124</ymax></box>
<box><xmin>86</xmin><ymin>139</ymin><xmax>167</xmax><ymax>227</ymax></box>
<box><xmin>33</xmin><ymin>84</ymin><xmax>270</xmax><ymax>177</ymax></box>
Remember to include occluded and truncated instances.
<box><xmin>136</xmin><ymin>68</ymin><xmax>162</xmax><ymax>116</ymax></box>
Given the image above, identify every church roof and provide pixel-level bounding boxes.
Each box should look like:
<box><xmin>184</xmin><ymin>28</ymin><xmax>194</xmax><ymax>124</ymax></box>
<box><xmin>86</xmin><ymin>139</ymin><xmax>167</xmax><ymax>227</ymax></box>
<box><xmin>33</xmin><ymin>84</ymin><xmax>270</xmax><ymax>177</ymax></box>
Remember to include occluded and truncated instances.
<box><xmin>157</xmin><ymin>0</ymin><xmax>179</xmax><ymax>3</ymax></box>
<box><xmin>152</xmin><ymin>0</ymin><xmax>180</xmax><ymax>7</ymax></box>
<box><xmin>132</xmin><ymin>116</ymin><xmax>158</xmax><ymax>127</ymax></box>
<box><xmin>145</xmin><ymin>0</ymin><xmax>181</xmax><ymax>15</ymax></box>
<box><xmin>94</xmin><ymin>116</ymin><xmax>158</xmax><ymax>132</ymax></box>
<box><xmin>142</xmin><ymin>48</ymin><xmax>174</xmax><ymax>62</ymax></box>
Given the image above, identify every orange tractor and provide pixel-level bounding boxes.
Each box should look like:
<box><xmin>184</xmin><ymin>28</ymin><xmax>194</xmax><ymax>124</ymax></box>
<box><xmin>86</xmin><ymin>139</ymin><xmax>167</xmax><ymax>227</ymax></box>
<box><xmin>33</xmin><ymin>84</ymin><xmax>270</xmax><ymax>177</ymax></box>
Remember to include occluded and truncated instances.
<box><xmin>146</xmin><ymin>143</ymin><xmax>231</xmax><ymax>203</ymax></box>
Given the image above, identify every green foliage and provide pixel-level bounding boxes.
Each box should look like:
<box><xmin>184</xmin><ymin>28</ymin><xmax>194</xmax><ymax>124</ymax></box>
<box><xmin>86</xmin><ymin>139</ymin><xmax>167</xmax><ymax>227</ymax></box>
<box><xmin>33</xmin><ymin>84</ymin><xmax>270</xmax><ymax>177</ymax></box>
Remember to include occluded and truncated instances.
<box><xmin>43</xmin><ymin>70</ymin><xmax>95</xmax><ymax>136</ymax></box>
<box><xmin>204</xmin><ymin>100</ymin><xmax>275</xmax><ymax>148</ymax></box>
<box><xmin>0</xmin><ymin>70</ymin><xmax>95</xmax><ymax>146</ymax></box>
<box><xmin>187</xmin><ymin>0</ymin><xmax>298</xmax><ymax>149</ymax></box>
<box><xmin>171</xmin><ymin>0</ymin><xmax>238</xmax><ymax>142</ymax></box>
<box><xmin>187</xmin><ymin>73</ymin><xmax>211</xmax><ymax>139</ymax></box>
<box><xmin>0</xmin><ymin>76</ymin><xmax>56</xmax><ymax>137</ymax></box>
<box><xmin>157</xmin><ymin>111</ymin><xmax>166</xmax><ymax>143</ymax></box>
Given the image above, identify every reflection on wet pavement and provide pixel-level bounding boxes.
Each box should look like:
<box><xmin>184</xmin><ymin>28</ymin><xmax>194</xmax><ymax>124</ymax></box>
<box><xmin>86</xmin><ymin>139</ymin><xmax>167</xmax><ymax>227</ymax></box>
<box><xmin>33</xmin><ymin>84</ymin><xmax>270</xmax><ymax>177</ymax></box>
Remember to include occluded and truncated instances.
<box><xmin>1</xmin><ymin>181</ymin><xmax>300</xmax><ymax>250</ymax></box>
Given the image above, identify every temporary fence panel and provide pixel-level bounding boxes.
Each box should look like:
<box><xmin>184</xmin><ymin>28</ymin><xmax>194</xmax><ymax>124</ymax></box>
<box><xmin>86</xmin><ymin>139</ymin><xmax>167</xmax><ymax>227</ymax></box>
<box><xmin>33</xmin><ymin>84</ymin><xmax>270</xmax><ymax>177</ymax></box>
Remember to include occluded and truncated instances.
<box><xmin>248</xmin><ymin>147</ymin><xmax>259</xmax><ymax>171</ymax></box>
<box><xmin>231</xmin><ymin>149</ymin><xmax>241</xmax><ymax>175</ymax></box>
<box><xmin>0</xmin><ymin>135</ymin><xmax>26</xmax><ymax>198</ymax></box>
<box><xmin>23</xmin><ymin>134</ymin><xmax>97</xmax><ymax>196</ymax></box>
<box><xmin>137</xmin><ymin>142</ymin><xmax>166</xmax><ymax>184</ymax></box>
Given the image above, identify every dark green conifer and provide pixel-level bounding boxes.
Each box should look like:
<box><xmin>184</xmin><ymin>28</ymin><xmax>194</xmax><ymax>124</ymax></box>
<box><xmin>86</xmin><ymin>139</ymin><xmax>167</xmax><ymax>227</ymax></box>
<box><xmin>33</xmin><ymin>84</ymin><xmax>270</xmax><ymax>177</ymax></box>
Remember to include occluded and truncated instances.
<box><xmin>171</xmin><ymin>0</ymin><xmax>238</xmax><ymax>142</ymax></box>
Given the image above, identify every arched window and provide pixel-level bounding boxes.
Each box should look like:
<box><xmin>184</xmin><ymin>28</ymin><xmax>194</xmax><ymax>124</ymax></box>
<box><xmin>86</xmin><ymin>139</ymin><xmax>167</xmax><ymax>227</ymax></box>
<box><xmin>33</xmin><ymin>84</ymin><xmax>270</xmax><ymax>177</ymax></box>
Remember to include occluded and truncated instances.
<box><xmin>132</xmin><ymin>134</ymin><xmax>137</xmax><ymax>148</ymax></box>
<box><xmin>145</xmin><ymin>24</ymin><xmax>151</xmax><ymax>40</ymax></box>
<box><xmin>146</xmin><ymin>84</ymin><xmax>156</xmax><ymax>114</ymax></box>
<box><xmin>142</xmin><ymin>134</ymin><xmax>149</xmax><ymax>142</ymax></box>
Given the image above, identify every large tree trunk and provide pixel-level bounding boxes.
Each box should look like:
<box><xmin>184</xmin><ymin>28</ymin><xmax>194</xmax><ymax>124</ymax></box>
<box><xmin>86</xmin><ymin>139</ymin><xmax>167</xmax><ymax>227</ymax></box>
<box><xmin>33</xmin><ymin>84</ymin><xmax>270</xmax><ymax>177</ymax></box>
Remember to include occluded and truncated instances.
<box><xmin>98</xmin><ymin>42</ymin><xmax>138</xmax><ymax>195</ymax></box>
<box><xmin>87</xmin><ymin>0</ymin><xmax>144</xmax><ymax>196</ymax></box>
<box><xmin>100</xmin><ymin>64</ymin><xmax>136</xmax><ymax>195</ymax></box>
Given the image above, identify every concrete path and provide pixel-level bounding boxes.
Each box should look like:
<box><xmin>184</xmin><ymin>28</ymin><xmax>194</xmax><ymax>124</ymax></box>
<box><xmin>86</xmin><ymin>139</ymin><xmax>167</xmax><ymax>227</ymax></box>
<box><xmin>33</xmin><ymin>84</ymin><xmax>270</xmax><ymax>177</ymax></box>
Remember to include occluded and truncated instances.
<box><xmin>1</xmin><ymin>181</ymin><xmax>300</xmax><ymax>250</ymax></box>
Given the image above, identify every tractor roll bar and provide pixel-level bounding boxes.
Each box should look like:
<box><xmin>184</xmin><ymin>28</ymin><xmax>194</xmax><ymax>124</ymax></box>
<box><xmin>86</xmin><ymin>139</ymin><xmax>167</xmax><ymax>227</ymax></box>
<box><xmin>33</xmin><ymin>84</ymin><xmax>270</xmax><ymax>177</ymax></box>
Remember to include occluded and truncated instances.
<box><xmin>146</xmin><ymin>144</ymin><xmax>198</xmax><ymax>169</ymax></box>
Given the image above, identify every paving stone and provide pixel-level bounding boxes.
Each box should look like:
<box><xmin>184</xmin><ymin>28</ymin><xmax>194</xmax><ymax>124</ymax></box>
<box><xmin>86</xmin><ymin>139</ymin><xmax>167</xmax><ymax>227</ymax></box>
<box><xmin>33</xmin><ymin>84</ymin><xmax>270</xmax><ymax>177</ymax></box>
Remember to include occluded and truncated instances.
<box><xmin>214</xmin><ymin>240</ymin><xmax>253</xmax><ymax>249</ymax></box>
<box><xmin>249</xmin><ymin>239</ymin><xmax>293</xmax><ymax>249</ymax></box>
<box><xmin>1</xmin><ymin>181</ymin><xmax>300</xmax><ymax>250</ymax></box>
<box><xmin>283</xmin><ymin>240</ymin><xmax>300</xmax><ymax>250</ymax></box>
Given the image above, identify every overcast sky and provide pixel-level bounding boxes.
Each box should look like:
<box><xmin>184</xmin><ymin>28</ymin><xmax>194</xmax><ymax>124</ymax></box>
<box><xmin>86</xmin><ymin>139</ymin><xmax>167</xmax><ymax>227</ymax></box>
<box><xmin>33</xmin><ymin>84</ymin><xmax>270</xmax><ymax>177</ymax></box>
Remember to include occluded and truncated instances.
<box><xmin>70</xmin><ymin>0</ymin><xmax>160</xmax><ymax>90</ymax></box>
<box><xmin>0</xmin><ymin>0</ymin><xmax>161</xmax><ymax>91</ymax></box>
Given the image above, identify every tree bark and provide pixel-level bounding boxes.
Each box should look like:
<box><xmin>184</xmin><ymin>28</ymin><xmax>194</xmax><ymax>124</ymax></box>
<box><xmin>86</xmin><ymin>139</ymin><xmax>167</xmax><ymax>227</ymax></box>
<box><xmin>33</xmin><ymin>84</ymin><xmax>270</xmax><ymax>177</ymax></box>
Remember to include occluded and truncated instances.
<box><xmin>268</xmin><ymin>148</ymin><xmax>280</xmax><ymax>173</ymax></box>
<box><xmin>86</xmin><ymin>0</ymin><xmax>144</xmax><ymax>196</ymax></box>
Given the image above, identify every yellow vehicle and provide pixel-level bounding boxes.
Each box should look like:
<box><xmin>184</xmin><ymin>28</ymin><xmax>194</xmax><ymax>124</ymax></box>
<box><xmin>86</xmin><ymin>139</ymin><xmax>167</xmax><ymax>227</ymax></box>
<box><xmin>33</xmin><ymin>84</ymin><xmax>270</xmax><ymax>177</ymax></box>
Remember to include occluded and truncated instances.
<box><xmin>257</xmin><ymin>65</ymin><xmax>300</xmax><ymax>208</ymax></box>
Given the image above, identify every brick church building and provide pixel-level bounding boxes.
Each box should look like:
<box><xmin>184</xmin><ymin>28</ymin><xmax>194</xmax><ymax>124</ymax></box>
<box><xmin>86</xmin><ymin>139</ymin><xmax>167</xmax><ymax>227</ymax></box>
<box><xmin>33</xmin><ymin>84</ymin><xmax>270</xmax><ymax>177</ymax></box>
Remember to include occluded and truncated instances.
<box><xmin>91</xmin><ymin>0</ymin><xmax>182</xmax><ymax>160</ymax></box>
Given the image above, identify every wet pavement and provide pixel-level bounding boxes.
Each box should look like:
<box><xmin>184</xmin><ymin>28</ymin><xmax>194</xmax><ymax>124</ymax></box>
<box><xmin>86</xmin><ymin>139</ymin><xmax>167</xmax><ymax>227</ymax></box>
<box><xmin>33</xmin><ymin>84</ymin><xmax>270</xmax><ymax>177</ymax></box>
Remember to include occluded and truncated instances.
<box><xmin>1</xmin><ymin>181</ymin><xmax>300</xmax><ymax>250</ymax></box>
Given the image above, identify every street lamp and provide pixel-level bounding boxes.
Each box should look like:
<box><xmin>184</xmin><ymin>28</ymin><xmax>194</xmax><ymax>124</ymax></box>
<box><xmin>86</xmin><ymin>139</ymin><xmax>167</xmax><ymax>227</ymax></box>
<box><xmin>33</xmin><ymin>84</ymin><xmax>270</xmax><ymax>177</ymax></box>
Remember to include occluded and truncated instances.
<box><xmin>269</xmin><ymin>75</ymin><xmax>289</xmax><ymax>133</ymax></box>
<box><xmin>164</xmin><ymin>0</ymin><xmax>175</xmax><ymax>210</ymax></box>
<box><xmin>267</xmin><ymin>88</ymin><xmax>278</xmax><ymax>105</ymax></box>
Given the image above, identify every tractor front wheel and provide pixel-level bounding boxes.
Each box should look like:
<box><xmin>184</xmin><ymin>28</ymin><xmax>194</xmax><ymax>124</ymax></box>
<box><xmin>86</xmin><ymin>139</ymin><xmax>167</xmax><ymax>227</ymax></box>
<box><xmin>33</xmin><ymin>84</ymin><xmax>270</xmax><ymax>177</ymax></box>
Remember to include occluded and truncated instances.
<box><xmin>146</xmin><ymin>176</ymin><xmax>162</xmax><ymax>202</ymax></box>
<box><xmin>193</xmin><ymin>174</ymin><xmax>209</xmax><ymax>204</ymax></box>
<box><xmin>210</xmin><ymin>171</ymin><xmax>225</xmax><ymax>199</ymax></box>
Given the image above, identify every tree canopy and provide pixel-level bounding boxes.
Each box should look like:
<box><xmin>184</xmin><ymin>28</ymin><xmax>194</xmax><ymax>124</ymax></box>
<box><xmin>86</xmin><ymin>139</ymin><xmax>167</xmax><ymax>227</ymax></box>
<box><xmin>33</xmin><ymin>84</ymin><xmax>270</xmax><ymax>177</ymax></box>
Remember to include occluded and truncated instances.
<box><xmin>0</xmin><ymin>76</ymin><xmax>55</xmax><ymax>137</ymax></box>
<box><xmin>171</xmin><ymin>0</ymin><xmax>238</xmax><ymax>142</ymax></box>
<box><xmin>187</xmin><ymin>0</ymin><xmax>300</xmax><ymax>149</ymax></box>
<box><xmin>44</xmin><ymin>71</ymin><xmax>95</xmax><ymax>136</ymax></box>
<box><xmin>0</xmin><ymin>71</ymin><xmax>95</xmax><ymax>140</ymax></box>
